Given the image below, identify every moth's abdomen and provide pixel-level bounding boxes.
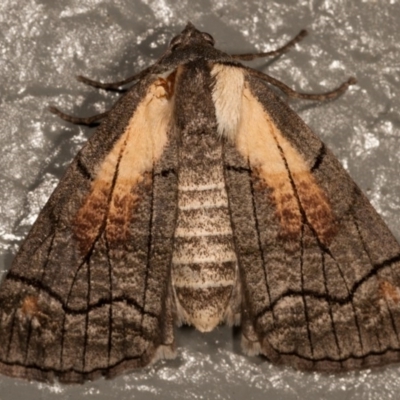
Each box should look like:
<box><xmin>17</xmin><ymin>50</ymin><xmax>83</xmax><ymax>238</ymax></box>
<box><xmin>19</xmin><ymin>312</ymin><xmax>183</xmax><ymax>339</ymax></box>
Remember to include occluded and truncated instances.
<box><xmin>171</xmin><ymin>150</ymin><xmax>238</xmax><ymax>332</ymax></box>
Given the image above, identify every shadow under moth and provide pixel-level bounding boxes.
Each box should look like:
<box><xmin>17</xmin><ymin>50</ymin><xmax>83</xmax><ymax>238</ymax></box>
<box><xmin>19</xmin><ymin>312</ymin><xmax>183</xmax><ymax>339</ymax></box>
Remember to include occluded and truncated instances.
<box><xmin>1</xmin><ymin>22</ymin><xmax>400</xmax><ymax>384</ymax></box>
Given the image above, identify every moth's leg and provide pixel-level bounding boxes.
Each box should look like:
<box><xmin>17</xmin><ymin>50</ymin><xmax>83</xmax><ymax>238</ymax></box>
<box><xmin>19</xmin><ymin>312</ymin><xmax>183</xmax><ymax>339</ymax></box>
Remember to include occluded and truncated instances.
<box><xmin>240</xmin><ymin>307</ymin><xmax>262</xmax><ymax>357</ymax></box>
<box><xmin>77</xmin><ymin>65</ymin><xmax>153</xmax><ymax>90</ymax></box>
<box><xmin>224</xmin><ymin>266</ymin><xmax>242</xmax><ymax>326</ymax></box>
<box><xmin>48</xmin><ymin>106</ymin><xmax>109</xmax><ymax>126</ymax></box>
<box><xmin>246</xmin><ymin>67</ymin><xmax>357</xmax><ymax>101</ymax></box>
<box><xmin>230</xmin><ymin>30</ymin><xmax>307</xmax><ymax>61</ymax></box>
<box><xmin>152</xmin><ymin>284</ymin><xmax>177</xmax><ymax>364</ymax></box>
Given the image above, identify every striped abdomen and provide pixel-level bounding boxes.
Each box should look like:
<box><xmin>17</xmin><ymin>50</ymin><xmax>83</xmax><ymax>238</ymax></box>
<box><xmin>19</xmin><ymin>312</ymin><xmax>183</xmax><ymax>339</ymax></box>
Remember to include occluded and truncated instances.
<box><xmin>171</xmin><ymin>143</ymin><xmax>239</xmax><ymax>332</ymax></box>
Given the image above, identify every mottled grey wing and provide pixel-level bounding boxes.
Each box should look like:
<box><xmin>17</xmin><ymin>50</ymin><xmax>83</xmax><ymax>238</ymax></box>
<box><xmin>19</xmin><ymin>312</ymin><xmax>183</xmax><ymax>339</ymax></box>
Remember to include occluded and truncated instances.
<box><xmin>0</xmin><ymin>76</ymin><xmax>178</xmax><ymax>383</ymax></box>
<box><xmin>224</xmin><ymin>74</ymin><xmax>400</xmax><ymax>371</ymax></box>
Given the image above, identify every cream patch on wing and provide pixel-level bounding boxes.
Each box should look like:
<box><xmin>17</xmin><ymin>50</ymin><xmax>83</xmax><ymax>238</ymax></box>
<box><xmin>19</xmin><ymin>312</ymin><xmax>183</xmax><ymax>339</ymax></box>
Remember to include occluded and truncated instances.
<box><xmin>212</xmin><ymin>65</ymin><xmax>335</xmax><ymax>244</ymax></box>
<box><xmin>237</xmin><ymin>86</ymin><xmax>335</xmax><ymax>244</ymax></box>
<box><xmin>74</xmin><ymin>71</ymin><xmax>177</xmax><ymax>253</ymax></box>
<box><xmin>211</xmin><ymin>64</ymin><xmax>245</xmax><ymax>140</ymax></box>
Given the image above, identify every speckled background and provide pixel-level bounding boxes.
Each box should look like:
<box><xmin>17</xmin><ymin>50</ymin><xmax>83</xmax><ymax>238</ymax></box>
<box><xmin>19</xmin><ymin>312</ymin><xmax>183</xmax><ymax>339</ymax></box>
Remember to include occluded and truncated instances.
<box><xmin>0</xmin><ymin>0</ymin><xmax>400</xmax><ymax>399</ymax></box>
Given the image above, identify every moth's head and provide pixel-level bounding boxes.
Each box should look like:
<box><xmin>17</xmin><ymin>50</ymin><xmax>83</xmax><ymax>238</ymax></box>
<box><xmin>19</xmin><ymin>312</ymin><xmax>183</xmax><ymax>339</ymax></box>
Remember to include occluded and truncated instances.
<box><xmin>168</xmin><ymin>22</ymin><xmax>215</xmax><ymax>51</ymax></box>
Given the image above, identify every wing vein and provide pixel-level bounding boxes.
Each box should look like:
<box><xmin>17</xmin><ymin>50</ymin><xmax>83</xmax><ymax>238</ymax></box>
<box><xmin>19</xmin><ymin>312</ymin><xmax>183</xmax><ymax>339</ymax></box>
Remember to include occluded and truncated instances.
<box><xmin>105</xmin><ymin>236</ymin><xmax>113</xmax><ymax>367</ymax></box>
<box><xmin>5</xmin><ymin>310</ymin><xmax>17</xmax><ymax>360</ymax></box>
<box><xmin>320</xmin><ymin>251</ymin><xmax>342</xmax><ymax>358</ymax></box>
<box><xmin>5</xmin><ymin>273</ymin><xmax>154</xmax><ymax>315</ymax></box>
<box><xmin>0</xmin><ymin>353</ymin><xmax>142</xmax><ymax>377</ymax></box>
<box><xmin>82</xmin><ymin>251</ymin><xmax>92</xmax><ymax>371</ymax></box>
<box><xmin>267</xmin><ymin>341</ymin><xmax>400</xmax><ymax>363</ymax></box>
<box><xmin>353</xmin><ymin>215</ymin><xmax>400</xmax><ymax>346</ymax></box>
<box><xmin>255</xmin><ymin>254</ymin><xmax>400</xmax><ymax>315</ymax></box>
<box><xmin>140</xmin><ymin>169</ymin><xmax>155</xmax><ymax>331</ymax></box>
<box><xmin>247</xmin><ymin>159</ymin><xmax>275</xmax><ymax>324</ymax></box>
<box><xmin>76</xmin><ymin>157</ymin><xmax>94</xmax><ymax>181</ymax></box>
<box><xmin>326</xmin><ymin>250</ymin><xmax>366</xmax><ymax>354</ymax></box>
<box><xmin>310</xmin><ymin>144</ymin><xmax>326</xmax><ymax>172</ymax></box>
<box><xmin>299</xmin><ymin>223</ymin><xmax>315</xmax><ymax>358</ymax></box>
<box><xmin>61</xmin><ymin>133</ymin><xmax>127</xmax><ymax>370</ymax></box>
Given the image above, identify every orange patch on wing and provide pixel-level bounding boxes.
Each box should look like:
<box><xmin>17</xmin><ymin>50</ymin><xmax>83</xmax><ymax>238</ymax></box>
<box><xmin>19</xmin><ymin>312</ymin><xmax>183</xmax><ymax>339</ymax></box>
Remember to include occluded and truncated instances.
<box><xmin>380</xmin><ymin>281</ymin><xmax>400</xmax><ymax>304</ymax></box>
<box><xmin>21</xmin><ymin>295</ymin><xmax>40</xmax><ymax>317</ymax></box>
<box><xmin>74</xmin><ymin>71</ymin><xmax>177</xmax><ymax>253</ymax></box>
<box><xmin>236</xmin><ymin>86</ymin><xmax>335</xmax><ymax>244</ymax></box>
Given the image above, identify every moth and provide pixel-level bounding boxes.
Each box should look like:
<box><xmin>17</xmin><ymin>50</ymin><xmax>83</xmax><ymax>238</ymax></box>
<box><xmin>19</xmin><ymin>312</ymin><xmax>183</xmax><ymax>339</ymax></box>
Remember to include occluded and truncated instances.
<box><xmin>1</xmin><ymin>22</ymin><xmax>400</xmax><ymax>384</ymax></box>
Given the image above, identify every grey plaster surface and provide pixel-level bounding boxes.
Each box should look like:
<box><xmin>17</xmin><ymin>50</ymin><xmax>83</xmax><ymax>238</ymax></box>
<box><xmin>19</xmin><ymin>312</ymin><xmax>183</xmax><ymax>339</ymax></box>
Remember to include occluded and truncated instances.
<box><xmin>0</xmin><ymin>0</ymin><xmax>399</xmax><ymax>399</ymax></box>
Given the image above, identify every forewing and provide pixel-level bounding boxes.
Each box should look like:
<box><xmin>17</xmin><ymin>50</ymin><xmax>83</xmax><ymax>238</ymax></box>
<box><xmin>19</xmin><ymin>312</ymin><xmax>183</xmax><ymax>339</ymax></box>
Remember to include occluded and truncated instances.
<box><xmin>0</xmin><ymin>73</ymin><xmax>178</xmax><ymax>382</ymax></box>
<box><xmin>221</xmin><ymin>69</ymin><xmax>400</xmax><ymax>371</ymax></box>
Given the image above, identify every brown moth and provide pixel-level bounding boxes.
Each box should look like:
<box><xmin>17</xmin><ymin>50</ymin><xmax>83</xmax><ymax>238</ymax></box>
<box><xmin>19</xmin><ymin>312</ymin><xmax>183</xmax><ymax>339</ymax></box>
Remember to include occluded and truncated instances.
<box><xmin>1</xmin><ymin>22</ymin><xmax>400</xmax><ymax>384</ymax></box>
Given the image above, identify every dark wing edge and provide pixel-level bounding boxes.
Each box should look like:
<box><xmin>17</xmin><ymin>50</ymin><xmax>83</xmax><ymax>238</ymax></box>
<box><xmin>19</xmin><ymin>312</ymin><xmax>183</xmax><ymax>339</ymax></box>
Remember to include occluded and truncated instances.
<box><xmin>0</xmin><ymin>76</ymin><xmax>179</xmax><ymax>383</ymax></box>
<box><xmin>224</xmin><ymin>74</ymin><xmax>400</xmax><ymax>371</ymax></box>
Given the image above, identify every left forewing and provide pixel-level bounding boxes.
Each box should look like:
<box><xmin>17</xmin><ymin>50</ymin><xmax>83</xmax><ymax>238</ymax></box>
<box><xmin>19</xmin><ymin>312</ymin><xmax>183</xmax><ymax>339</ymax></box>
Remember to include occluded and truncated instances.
<box><xmin>213</xmin><ymin>64</ymin><xmax>400</xmax><ymax>371</ymax></box>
